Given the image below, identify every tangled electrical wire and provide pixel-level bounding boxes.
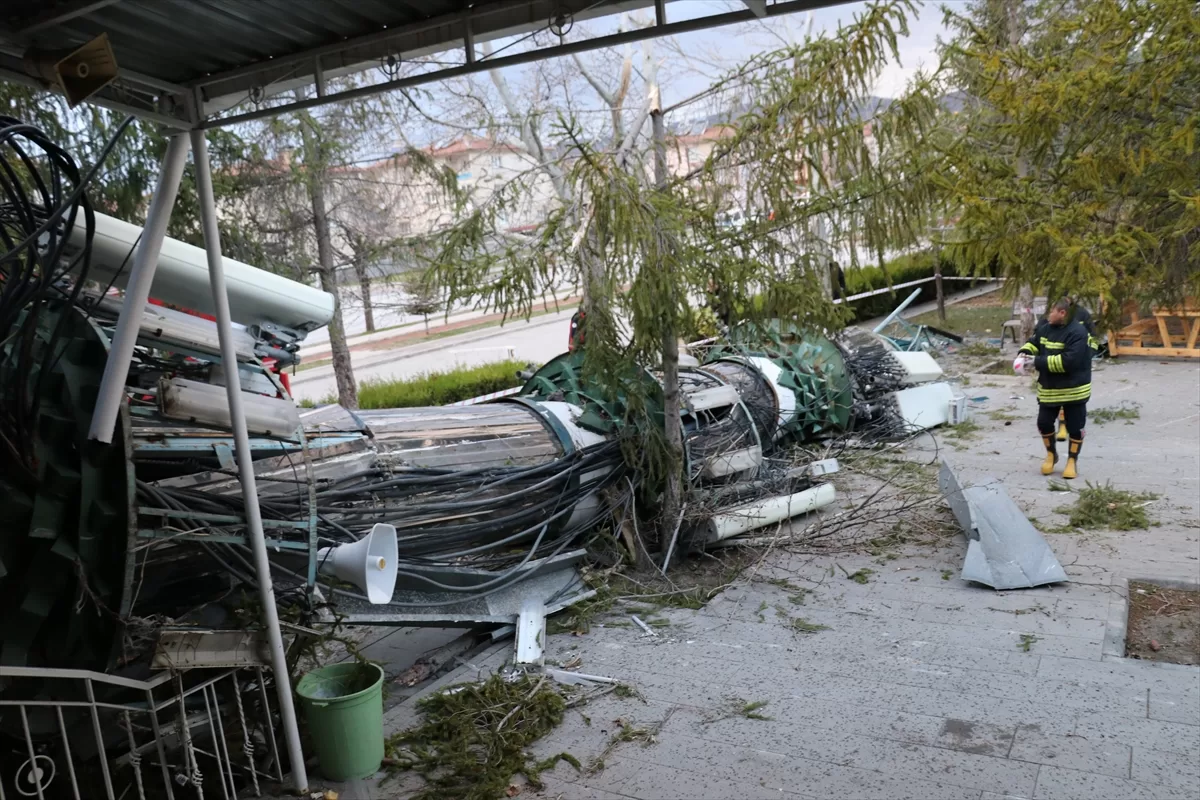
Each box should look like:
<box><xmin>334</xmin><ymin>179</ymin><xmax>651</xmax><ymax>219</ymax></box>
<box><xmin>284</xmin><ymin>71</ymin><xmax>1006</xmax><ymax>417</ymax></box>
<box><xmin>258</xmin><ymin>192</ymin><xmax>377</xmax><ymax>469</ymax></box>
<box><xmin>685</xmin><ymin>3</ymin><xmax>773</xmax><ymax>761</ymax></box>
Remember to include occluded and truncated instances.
<box><xmin>0</xmin><ymin>114</ymin><xmax>132</xmax><ymax>479</ymax></box>
<box><xmin>134</xmin><ymin>440</ymin><xmax>630</xmax><ymax>609</ymax></box>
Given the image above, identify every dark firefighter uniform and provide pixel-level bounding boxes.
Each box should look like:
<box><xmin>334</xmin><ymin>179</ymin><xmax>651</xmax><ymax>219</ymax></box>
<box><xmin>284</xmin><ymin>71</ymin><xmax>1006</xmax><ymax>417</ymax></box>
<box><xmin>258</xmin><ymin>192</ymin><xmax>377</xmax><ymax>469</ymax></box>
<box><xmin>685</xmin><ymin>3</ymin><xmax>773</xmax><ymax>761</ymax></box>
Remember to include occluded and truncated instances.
<box><xmin>1019</xmin><ymin>319</ymin><xmax>1092</xmax><ymax>478</ymax></box>
<box><xmin>1040</xmin><ymin>299</ymin><xmax>1101</xmax><ymax>440</ymax></box>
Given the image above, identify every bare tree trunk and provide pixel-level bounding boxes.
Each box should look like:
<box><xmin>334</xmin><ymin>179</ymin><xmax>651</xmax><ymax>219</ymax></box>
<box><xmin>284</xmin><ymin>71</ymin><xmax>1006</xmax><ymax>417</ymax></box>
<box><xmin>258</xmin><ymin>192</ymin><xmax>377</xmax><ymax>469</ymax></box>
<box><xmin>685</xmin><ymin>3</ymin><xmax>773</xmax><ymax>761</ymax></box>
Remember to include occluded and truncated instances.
<box><xmin>651</xmin><ymin>83</ymin><xmax>683</xmax><ymax>571</ymax></box>
<box><xmin>1006</xmin><ymin>0</ymin><xmax>1036</xmax><ymax>342</ymax></box>
<box><xmin>301</xmin><ymin>123</ymin><xmax>358</xmax><ymax>409</ymax></box>
<box><xmin>354</xmin><ymin>256</ymin><xmax>376</xmax><ymax>333</ymax></box>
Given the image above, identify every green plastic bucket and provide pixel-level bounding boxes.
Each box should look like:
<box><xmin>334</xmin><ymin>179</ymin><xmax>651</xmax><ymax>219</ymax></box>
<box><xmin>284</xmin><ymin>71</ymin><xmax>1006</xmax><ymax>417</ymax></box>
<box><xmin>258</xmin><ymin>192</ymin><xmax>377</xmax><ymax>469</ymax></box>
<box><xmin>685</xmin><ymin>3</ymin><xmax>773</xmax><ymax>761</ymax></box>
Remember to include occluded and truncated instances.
<box><xmin>296</xmin><ymin>662</ymin><xmax>385</xmax><ymax>780</ymax></box>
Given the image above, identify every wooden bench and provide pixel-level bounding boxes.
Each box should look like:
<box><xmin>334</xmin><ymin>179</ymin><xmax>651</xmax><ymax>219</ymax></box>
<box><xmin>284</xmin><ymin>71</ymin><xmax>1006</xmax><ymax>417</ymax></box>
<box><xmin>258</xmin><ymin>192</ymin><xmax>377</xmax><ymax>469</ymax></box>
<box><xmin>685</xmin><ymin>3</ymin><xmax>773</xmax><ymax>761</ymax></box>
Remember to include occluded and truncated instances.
<box><xmin>1109</xmin><ymin>299</ymin><xmax>1200</xmax><ymax>358</ymax></box>
<box><xmin>1000</xmin><ymin>296</ymin><xmax>1047</xmax><ymax>347</ymax></box>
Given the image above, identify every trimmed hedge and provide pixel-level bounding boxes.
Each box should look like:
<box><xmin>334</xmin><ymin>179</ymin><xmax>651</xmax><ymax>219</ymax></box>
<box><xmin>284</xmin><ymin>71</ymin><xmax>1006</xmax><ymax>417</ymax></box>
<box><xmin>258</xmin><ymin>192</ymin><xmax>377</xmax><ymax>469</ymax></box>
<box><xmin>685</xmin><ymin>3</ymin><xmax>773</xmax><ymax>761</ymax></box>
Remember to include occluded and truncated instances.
<box><xmin>305</xmin><ymin>360</ymin><xmax>526</xmax><ymax>410</ymax></box>
<box><xmin>842</xmin><ymin>250</ymin><xmax>980</xmax><ymax>320</ymax></box>
<box><xmin>358</xmin><ymin>360</ymin><xmax>526</xmax><ymax>409</ymax></box>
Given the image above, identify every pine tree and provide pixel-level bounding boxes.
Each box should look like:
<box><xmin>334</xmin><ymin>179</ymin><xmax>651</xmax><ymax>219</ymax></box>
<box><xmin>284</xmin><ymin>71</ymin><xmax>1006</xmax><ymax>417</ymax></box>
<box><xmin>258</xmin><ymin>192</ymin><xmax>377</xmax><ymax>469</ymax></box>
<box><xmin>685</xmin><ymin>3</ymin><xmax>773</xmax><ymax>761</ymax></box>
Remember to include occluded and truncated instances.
<box><xmin>938</xmin><ymin>0</ymin><xmax>1200</xmax><ymax>319</ymax></box>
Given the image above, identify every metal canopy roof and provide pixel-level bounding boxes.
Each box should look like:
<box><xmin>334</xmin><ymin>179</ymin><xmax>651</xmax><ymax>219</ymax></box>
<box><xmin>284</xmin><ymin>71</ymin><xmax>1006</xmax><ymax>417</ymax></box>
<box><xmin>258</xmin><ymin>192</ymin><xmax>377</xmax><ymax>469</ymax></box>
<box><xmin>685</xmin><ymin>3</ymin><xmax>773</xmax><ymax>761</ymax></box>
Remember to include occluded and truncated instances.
<box><xmin>0</xmin><ymin>0</ymin><xmax>837</xmax><ymax>129</ymax></box>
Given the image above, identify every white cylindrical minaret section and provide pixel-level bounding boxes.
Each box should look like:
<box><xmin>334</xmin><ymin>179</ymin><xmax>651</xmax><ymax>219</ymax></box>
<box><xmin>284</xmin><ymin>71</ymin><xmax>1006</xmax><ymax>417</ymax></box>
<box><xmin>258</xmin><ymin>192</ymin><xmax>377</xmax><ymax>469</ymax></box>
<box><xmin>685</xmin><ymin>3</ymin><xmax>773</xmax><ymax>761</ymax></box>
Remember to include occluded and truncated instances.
<box><xmin>69</xmin><ymin>212</ymin><xmax>335</xmax><ymax>333</ymax></box>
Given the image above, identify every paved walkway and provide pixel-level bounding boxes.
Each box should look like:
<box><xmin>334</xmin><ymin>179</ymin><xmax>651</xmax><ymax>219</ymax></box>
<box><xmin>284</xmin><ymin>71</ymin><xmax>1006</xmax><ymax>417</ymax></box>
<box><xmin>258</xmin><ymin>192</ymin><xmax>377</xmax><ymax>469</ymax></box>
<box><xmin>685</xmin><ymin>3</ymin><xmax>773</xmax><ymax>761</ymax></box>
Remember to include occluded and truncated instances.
<box><xmin>358</xmin><ymin>358</ymin><xmax>1199</xmax><ymax>800</ymax></box>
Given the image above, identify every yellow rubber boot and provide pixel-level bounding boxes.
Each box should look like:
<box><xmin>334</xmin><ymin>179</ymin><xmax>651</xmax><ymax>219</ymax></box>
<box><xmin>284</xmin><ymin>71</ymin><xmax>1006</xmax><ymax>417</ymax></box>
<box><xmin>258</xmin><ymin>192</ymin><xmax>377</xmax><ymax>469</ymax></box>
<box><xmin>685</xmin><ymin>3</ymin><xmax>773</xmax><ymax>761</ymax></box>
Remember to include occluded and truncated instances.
<box><xmin>1056</xmin><ymin>409</ymin><xmax>1068</xmax><ymax>441</ymax></box>
<box><xmin>1040</xmin><ymin>434</ymin><xmax>1058</xmax><ymax>476</ymax></box>
<box><xmin>1063</xmin><ymin>437</ymin><xmax>1082</xmax><ymax>479</ymax></box>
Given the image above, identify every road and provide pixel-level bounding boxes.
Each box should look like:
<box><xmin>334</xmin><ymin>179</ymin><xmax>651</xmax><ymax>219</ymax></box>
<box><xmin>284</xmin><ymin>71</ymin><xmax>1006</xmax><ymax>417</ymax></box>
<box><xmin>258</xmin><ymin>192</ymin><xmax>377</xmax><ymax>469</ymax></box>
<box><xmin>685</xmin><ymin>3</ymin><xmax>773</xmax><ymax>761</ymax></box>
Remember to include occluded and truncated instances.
<box><xmin>292</xmin><ymin>282</ymin><xmax>1005</xmax><ymax>404</ymax></box>
<box><xmin>290</xmin><ymin>308</ymin><xmax>575</xmax><ymax>403</ymax></box>
<box><xmin>303</xmin><ymin>280</ymin><xmax>581</xmax><ymax>348</ymax></box>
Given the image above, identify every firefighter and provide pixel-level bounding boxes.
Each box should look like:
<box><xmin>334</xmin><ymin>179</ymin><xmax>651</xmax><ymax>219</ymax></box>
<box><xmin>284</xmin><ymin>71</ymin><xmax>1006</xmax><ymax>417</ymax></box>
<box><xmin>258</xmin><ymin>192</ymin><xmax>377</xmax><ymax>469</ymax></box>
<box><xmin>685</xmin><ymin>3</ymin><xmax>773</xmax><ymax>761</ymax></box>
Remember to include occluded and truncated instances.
<box><xmin>1014</xmin><ymin>297</ymin><xmax>1092</xmax><ymax>479</ymax></box>
<box><xmin>568</xmin><ymin>309</ymin><xmax>586</xmax><ymax>352</ymax></box>
<box><xmin>1041</xmin><ymin>295</ymin><xmax>1101</xmax><ymax>440</ymax></box>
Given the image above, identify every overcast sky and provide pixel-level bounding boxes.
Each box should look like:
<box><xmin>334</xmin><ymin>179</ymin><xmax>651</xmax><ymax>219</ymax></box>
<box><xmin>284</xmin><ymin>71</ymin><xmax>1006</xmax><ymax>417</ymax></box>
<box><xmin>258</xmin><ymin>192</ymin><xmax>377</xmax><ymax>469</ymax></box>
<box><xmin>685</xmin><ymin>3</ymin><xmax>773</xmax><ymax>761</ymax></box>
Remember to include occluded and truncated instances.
<box><xmin>664</xmin><ymin>1</ymin><xmax>961</xmax><ymax>103</ymax></box>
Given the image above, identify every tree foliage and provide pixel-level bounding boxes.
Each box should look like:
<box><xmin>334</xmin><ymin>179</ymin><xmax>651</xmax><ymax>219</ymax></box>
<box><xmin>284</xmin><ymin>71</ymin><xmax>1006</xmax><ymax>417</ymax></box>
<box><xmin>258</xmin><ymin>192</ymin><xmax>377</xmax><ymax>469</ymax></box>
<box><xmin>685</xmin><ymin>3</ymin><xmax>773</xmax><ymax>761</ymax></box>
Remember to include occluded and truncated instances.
<box><xmin>0</xmin><ymin>83</ymin><xmax>267</xmax><ymax>266</ymax></box>
<box><xmin>938</xmin><ymin>0</ymin><xmax>1200</xmax><ymax>317</ymax></box>
<box><xmin>419</xmin><ymin>0</ymin><xmax>943</xmax><ymax>487</ymax></box>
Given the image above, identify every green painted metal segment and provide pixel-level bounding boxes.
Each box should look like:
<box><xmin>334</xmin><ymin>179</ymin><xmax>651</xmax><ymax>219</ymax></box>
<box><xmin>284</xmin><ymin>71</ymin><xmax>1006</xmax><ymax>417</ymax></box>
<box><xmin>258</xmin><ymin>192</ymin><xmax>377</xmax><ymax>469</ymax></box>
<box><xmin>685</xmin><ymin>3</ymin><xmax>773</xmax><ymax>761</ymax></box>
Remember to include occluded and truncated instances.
<box><xmin>520</xmin><ymin>350</ymin><xmax>664</xmax><ymax>436</ymax></box>
<box><xmin>709</xmin><ymin>321</ymin><xmax>854</xmax><ymax>441</ymax></box>
<box><xmin>0</xmin><ymin>303</ymin><xmax>131</xmax><ymax>672</ymax></box>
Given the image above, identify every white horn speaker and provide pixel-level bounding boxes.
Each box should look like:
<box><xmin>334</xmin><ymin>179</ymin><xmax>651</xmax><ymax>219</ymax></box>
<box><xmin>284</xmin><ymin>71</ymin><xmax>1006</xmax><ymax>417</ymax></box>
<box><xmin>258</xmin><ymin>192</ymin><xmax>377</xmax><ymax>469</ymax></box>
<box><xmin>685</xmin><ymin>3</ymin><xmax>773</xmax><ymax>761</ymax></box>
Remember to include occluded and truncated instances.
<box><xmin>316</xmin><ymin>523</ymin><xmax>398</xmax><ymax>605</ymax></box>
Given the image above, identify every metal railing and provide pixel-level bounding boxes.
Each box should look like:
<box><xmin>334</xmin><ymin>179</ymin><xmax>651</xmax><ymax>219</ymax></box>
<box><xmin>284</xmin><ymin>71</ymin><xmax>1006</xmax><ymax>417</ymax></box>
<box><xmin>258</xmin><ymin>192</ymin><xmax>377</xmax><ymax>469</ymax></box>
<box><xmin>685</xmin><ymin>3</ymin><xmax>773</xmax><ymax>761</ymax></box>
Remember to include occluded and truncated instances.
<box><xmin>0</xmin><ymin>666</ymin><xmax>283</xmax><ymax>800</ymax></box>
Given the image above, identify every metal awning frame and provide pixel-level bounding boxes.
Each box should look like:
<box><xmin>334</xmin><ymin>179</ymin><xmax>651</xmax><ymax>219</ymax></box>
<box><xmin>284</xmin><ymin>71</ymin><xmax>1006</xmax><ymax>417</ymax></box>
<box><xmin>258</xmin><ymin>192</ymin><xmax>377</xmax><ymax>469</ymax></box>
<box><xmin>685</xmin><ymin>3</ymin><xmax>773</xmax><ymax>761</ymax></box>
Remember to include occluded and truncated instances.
<box><xmin>0</xmin><ymin>0</ymin><xmax>835</xmax><ymax>130</ymax></box>
<box><xmin>11</xmin><ymin>0</ymin><xmax>849</xmax><ymax>792</ymax></box>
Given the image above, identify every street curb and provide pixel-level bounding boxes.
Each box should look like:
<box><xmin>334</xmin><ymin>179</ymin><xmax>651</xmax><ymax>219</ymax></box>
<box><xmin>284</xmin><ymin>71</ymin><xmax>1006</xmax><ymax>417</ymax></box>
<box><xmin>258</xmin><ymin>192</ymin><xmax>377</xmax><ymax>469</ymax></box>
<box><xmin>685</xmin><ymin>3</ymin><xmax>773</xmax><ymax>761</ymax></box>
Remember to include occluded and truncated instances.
<box><xmin>292</xmin><ymin>309</ymin><xmax>572</xmax><ymax>386</ymax></box>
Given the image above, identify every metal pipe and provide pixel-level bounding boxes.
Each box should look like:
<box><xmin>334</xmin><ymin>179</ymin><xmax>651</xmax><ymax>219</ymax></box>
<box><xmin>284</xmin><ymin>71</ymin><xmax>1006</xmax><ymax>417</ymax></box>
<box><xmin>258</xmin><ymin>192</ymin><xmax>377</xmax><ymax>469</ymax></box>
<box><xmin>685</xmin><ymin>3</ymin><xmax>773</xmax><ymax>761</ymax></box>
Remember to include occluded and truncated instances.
<box><xmin>702</xmin><ymin>483</ymin><xmax>836</xmax><ymax>544</ymax></box>
<box><xmin>871</xmin><ymin>287</ymin><xmax>923</xmax><ymax>334</ymax></box>
<box><xmin>189</xmin><ymin>129</ymin><xmax>309</xmax><ymax>794</ymax></box>
<box><xmin>88</xmin><ymin>133</ymin><xmax>189</xmax><ymax>443</ymax></box>
<box><xmin>201</xmin><ymin>0</ymin><xmax>840</xmax><ymax>130</ymax></box>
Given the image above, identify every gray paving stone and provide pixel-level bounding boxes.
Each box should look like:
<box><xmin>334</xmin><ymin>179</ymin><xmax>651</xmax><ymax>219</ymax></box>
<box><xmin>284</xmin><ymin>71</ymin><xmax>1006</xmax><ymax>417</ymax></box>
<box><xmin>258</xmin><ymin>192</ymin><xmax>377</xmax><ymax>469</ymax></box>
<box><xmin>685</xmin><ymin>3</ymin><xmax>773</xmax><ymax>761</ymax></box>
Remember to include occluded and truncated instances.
<box><xmin>1052</xmin><ymin>596</ymin><xmax>1114</xmax><ymax>621</ymax></box>
<box><xmin>1073</xmin><ymin>712</ymin><xmax>1200</xmax><ymax>757</ymax></box>
<box><xmin>1131</xmin><ymin>746</ymin><xmax>1200</xmax><ymax>791</ymax></box>
<box><xmin>933</xmin><ymin>717</ymin><xmax>1017</xmax><ymax>757</ymax></box>
<box><xmin>1032</xmin><ymin>764</ymin><xmax>1200</xmax><ymax>800</ymax></box>
<box><xmin>534</xmin><ymin>776</ymin><xmax>636</xmax><ymax>800</ymax></box>
<box><xmin>672</xmin><ymin>715</ymin><xmax>1039</xmax><ymax>796</ymax></box>
<box><xmin>1009</xmin><ymin>726</ymin><xmax>1132</xmax><ymax>778</ymax></box>
<box><xmin>1149</xmin><ymin>689</ymin><xmax>1200</xmax><ymax>725</ymax></box>
<box><xmin>913</xmin><ymin>602</ymin><xmax>1107</xmax><ymax>639</ymax></box>
<box><xmin>1037</xmin><ymin>654</ymin><xmax>1200</xmax><ymax>694</ymax></box>
<box><xmin>981</xmin><ymin>792</ymin><xmax>1031</xmax><ymax>800</ymax></box>
<box><xmin>603</xmin><ymin>759</ymin><xmax>793</xmax><ymax>800</ymax></box>
<box><xmin>760</xmin><ymin>758</ymin><xmax>983</xmax><ymax>800</ymax></box>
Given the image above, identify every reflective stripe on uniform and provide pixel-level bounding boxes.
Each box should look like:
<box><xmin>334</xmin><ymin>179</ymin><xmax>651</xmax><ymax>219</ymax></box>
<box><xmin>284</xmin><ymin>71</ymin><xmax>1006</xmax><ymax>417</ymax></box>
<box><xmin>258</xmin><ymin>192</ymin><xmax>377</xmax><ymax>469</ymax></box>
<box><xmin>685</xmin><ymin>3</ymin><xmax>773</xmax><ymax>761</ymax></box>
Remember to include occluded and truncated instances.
<box><xmin>1038</xmin><ymin>383</ymin><xmax>1091</xmax><ymax>403</ymax></box>
<box><xmin>1047</xmin><ymin>354</ymin><xmax>1064</xmax><ymax>373</ymax></box>
<box><xmin>1019</xmin><ymin>343</ymin><xmax>1038</xmax><ymax>355</ymax></box>
<box><xmin>1040</xmin><ymin>338</ymin><xmax>1066</xmax><ymax>350</ymax></box>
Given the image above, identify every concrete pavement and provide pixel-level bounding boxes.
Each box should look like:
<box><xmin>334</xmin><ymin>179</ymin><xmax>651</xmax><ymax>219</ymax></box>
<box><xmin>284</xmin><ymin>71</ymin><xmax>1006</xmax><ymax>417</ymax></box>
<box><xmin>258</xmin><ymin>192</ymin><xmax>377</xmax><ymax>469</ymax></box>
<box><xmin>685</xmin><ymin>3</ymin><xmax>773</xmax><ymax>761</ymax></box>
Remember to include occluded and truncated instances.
<box><xmin>360</xmin><ymin>357</ymin><xmax>1200</xmax><ymax>800</ymax></box>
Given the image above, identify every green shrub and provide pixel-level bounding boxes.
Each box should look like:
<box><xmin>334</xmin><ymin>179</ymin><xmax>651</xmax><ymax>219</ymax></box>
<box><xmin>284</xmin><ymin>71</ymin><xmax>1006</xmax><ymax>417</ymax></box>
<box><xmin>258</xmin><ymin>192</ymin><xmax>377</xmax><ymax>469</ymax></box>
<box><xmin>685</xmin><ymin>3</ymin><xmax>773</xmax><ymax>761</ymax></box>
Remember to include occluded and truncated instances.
<box><xmin>842</xmin><ymin>250</ymin><xmax>979</xmax><ymax>320</ymax></box>
<box><xmin>326</xmin><ymin>360</ymin><xmax>526</xmax><ymax>410</ymax></box>
<box><xmin>358</xmin><ymin>360</ymin><xmax>526</xmax><ymax>409</ymax></box>
<box><xmin>735</xmin><ymin>250</ymin><xmax>995</xmax><ymax>326</ymax></box>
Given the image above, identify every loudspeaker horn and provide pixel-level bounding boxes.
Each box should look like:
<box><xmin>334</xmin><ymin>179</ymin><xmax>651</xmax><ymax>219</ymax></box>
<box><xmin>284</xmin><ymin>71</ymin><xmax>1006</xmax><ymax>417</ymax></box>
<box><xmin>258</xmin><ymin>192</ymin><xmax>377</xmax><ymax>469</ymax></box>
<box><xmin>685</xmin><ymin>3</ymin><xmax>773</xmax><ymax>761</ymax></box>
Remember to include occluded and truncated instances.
<box><xmin>24</xmin><ymin>33</ymin><xmax>119</xmax><ymax>108</ymax></box>
<box><xmin>316</xmin><ymin>523</ymin><xmax>398</xmax><ymax>605</ymax></box>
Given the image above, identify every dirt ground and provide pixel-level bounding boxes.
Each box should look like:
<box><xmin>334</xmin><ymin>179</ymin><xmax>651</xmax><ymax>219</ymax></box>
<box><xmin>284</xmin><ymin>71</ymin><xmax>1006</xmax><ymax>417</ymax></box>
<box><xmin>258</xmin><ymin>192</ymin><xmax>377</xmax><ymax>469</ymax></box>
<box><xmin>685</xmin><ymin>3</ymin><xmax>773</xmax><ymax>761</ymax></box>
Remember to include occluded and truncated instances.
<box><xmin>1125</xmin><ymin>580</ymin><xmax>1200</xmax><ymax>665</ymax></box>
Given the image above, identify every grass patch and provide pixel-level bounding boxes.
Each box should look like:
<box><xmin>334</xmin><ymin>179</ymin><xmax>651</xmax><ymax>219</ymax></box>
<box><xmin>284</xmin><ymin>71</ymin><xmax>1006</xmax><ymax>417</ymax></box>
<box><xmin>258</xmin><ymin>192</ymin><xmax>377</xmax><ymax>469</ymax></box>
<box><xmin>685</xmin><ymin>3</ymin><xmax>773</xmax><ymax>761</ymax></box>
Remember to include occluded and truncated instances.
<box><xmin>987</xmin><ymin>408</ymin><xmax>1021</xmax><ymax>422</ymax></box>
<box><xmin>546</xmin><ymin>561</ymin><xmax>740</xmax><ymax>635</ymax></box>
<box><xmin>1055</xmin><ymin>482</ymin><xmax>1158</xmax><ymax>531</ymax></box>
<box><xmin>296</xmin><ymin>356</ymin><xmax>333</xmax><ymax>373</ymax></box>
<box><xmin>1018</xmin><ymin>633</ymin><xmax>1040</xmax><ymax>652</ymax></box>
<box><xmin>354</xmin><ymin>360</ymin><xmax>526</xmax><ymax>409</ymax></box>
<box><xmin>705</xmin><ymin>697</ymin><xmax>775</xmax><ymax>724</ymax></box>
<box><xmin>911</xmin><ymin>303</ymin><xmax>1011</xmax><ymax>338</ymax></box>
<box><xmin>780</xmin><ymin>612</ymin><xmax>831</xmax><ymax>634</ymax></box>
<box><xmin>958</xmin><ymin>341</ymin><xmax>1003</xmax><ymax>358</ymax></box>
<box><xmin>944</xmin><ymin>418</ymin><xmax>982</xmax><ymax>439</ymax></box>
<box><xmin>589</xmin><ymin>716</ymin><xmax>663</xmax><ymax>773</ymax></box>
<box><xmin>1090</xmin><ymin>402</ymin><xmax>1141</xmax><ymax>425</ymax></box>
<box><xmin>739</xmin><ymin>699</ymin><xmax>773</xmax><ymax>720</ymax></box>
<box><xmin>386</xmin><ymin>674</ymin><xmax>572</xmax><ymax>800</ymax></box>
<box><xmin>840</xmin><ymin>566</ymin><xmax>874</xmax><ymax>584</ymax></box>
<box><xmin>941</xmin><ymin>569</ymin><xmax>953</xmax><ymax>581</ymax></box>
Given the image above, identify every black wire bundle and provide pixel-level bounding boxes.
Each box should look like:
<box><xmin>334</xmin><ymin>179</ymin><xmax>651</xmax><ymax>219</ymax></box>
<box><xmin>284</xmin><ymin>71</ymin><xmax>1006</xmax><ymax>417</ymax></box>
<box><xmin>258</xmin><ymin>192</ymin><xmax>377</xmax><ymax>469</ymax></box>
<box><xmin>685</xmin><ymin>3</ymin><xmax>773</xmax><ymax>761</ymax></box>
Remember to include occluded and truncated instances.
<box><xmin>835</xmin><ymin>330</ymin><xmax>912</xmax><ymax>438</ymax></box>
<box><xmin>0</xmin><ymin>114</ymin><xmax>132</xmax><ymax>479</ymax></box>
<box><xmin>134</xmin><ymin>441</ymin><xmax>629</xmax><ymax>608</ymax></box>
